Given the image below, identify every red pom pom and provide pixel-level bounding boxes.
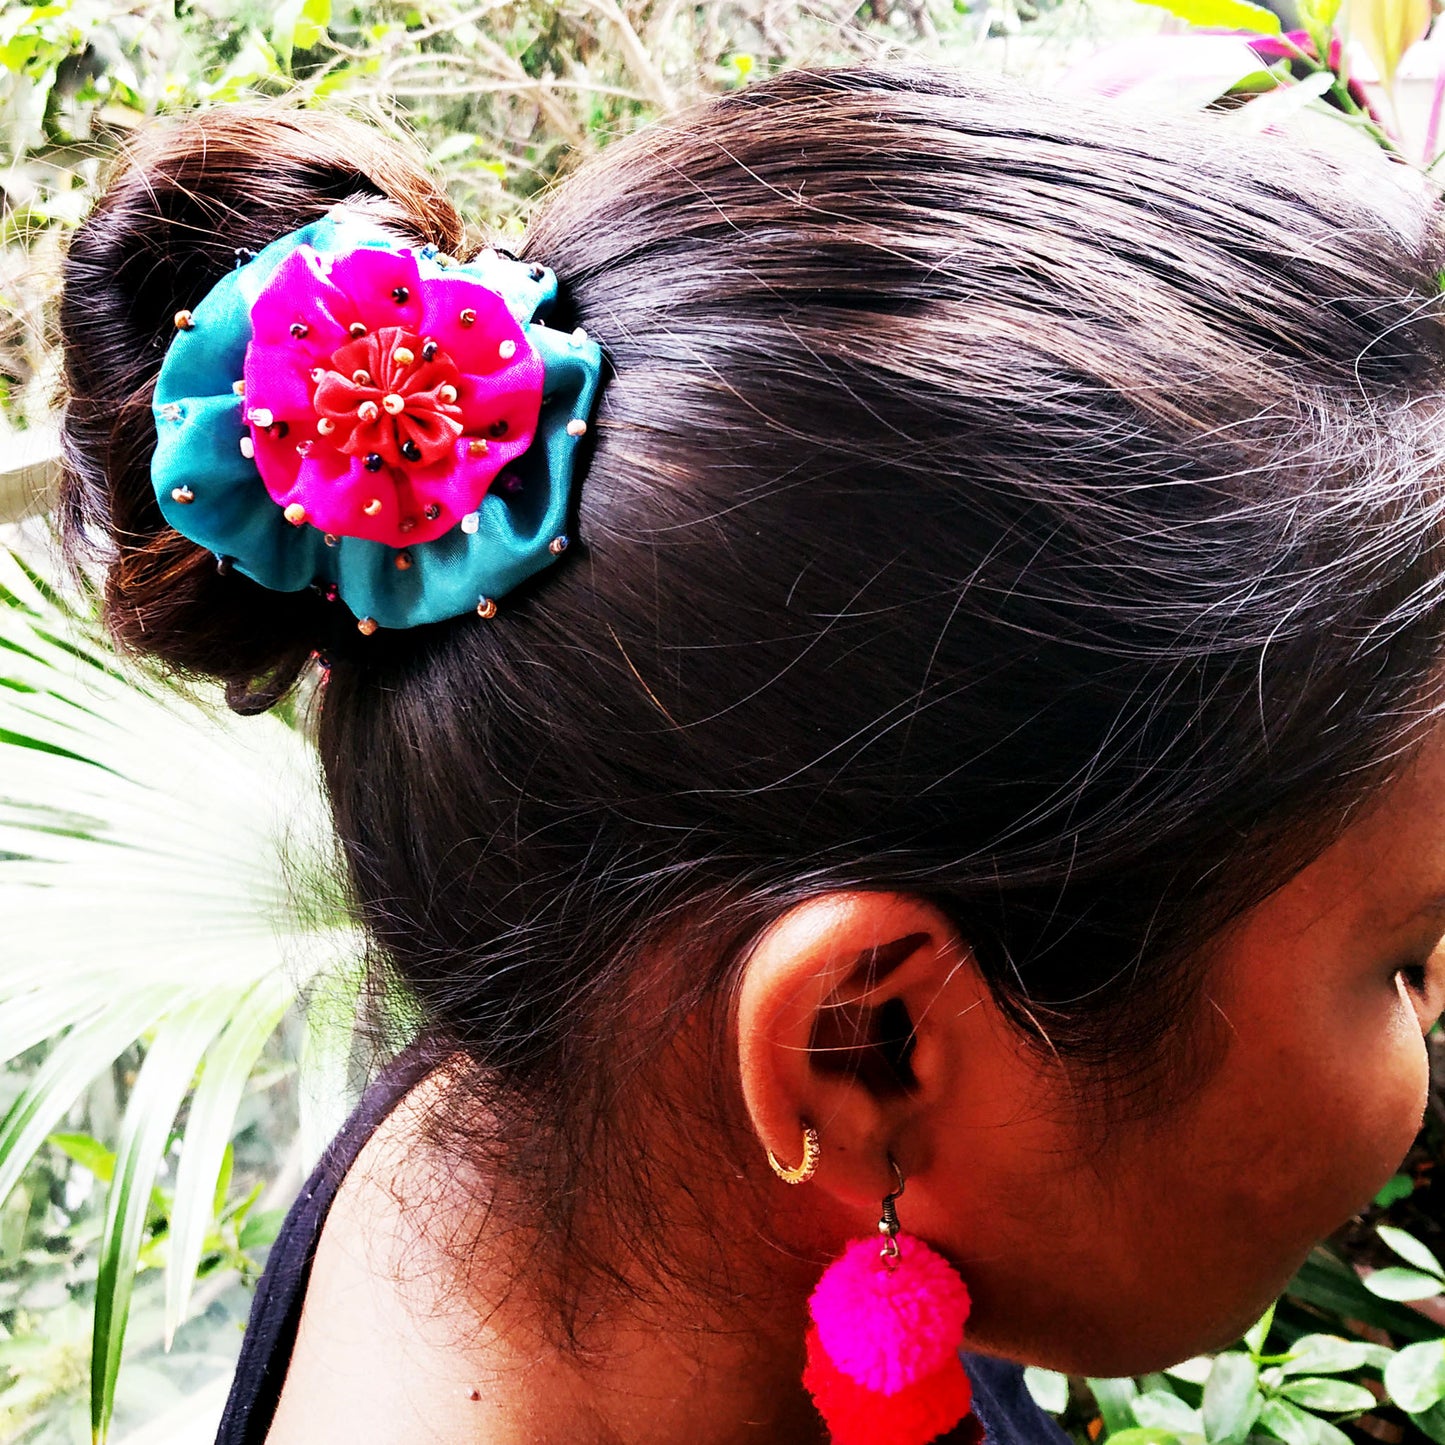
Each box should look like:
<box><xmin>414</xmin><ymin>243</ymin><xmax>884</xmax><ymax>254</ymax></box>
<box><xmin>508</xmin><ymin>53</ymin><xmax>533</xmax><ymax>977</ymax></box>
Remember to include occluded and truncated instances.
<box><xmin>808</xmin><ymin>1234</ymin><xmax>972</xmax><ymax>1393</ymax></box>
<box><xmin>803</xmin><ymin>1326</ymin><xmax>975</xmax><ymax>1445</ymax></box>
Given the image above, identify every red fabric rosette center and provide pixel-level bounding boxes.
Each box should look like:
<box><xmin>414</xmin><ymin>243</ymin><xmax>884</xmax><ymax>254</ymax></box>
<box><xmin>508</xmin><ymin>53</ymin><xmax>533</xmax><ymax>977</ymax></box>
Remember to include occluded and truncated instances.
<box><xmin>311</xmin><ymin>327</ymin><xmax>464</xmax><ymax>467</ymax></box>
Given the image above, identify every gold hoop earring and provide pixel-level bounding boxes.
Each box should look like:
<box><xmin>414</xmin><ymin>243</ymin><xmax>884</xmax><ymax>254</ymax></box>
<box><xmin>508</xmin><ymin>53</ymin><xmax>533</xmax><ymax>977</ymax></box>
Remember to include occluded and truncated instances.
<box><xmin>767</xmin><ymin>1123</ymin><xmax>821</xmax><ymax>1184</ymax></box>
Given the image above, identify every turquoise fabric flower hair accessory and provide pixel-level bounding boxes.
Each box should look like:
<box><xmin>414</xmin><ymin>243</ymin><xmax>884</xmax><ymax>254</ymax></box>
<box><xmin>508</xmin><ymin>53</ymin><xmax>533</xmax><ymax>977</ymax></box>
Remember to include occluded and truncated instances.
<box><xmin>151</xmin><ymin>209</ymin><xmax>603</xmax><ymax>633</ymax></box>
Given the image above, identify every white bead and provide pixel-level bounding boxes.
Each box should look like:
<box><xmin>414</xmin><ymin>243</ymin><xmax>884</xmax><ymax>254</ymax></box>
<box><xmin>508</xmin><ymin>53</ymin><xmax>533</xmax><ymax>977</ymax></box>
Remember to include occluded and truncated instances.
<box><xmin>461</xmin><ymin>512</ymin><xmax>480</xmax><ymax>534</ymax></box>
<box><xmin>239</xmin><ymin>436</ymin><xmax>255</xmax><ymax>459</ymax></box>
<box><xmin>498</xmin><ymin>339</ymin><xmax>517</xmax><ymax>360</ymax></box>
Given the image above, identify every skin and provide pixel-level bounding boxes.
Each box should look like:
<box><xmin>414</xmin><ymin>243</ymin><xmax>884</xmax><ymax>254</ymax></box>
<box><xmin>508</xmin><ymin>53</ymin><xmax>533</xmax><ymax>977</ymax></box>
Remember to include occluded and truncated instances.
<box><xmin>266</xmin><ymin>727</ymin><xmax>1445</xmax><ymax>1443</ymax></box>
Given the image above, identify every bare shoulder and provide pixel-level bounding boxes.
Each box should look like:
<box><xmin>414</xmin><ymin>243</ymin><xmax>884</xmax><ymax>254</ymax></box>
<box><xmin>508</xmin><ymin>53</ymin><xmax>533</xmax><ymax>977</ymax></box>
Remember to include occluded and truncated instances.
<box><xmin>262</xmin><ymin>1064</ymin><xmax>504</xmax><ymax>1445</ymax></box>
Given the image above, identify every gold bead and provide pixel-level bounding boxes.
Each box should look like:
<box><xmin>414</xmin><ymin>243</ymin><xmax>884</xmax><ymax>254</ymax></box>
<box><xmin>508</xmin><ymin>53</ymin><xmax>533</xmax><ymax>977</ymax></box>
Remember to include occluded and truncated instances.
<box><xmin>174</xmin><ymin>309</ymin><xmax>195</xmax><ymax>330</ymax></box>
<box><xmin>364</xmin><ymin>498</ymin><xmax>383</xmax><ymax>517</ymax></box>
<box><xmin>566</xmin><ymin>418</ymin><xmax>587</xmax><ymax>437</ymax></box>
<box><xmin>382</xmin><ymin>393</ymin><xmax>405</xmax><ymax>416</ymax></box>
<box><xmin>349</xmin><ymin>321</ymin><xmax>367</xmax><ymax>338</ymax></box>
<box><xmin>352</xmin><ymin>369</ymin><xmax>371</xmax><ymax>385</ymax></box>
<box><xmin>459</xmin><ymin>308</ymin><xmax>476</xmax><ymax>327</ymax></box>
<box><xmin>395</xmin><ymin>551</ymin><xmax>413</xmax><ymax>571</ymax></box>
<box><xmin>766</xmin><ymin>1125</ymin><xmax>820</xmax><ymax>1185</ymax></box>
<box><xmin>324</xmin><ymin>533</ymin><xmax>338</xmax><ymax>547</ymax></box>
<box><xmin>548</xmin><ymin>534</ymin><xmax>569</xmax><ymax>556</ymax></box>
<box><xmin>394</xmin><ymin>347</ymin><xmax>415</xmax><ymax>367</ymax></box>
<box><xmin>475</xmin><ymin>597</ymin><xmax>497</xmax><ymax>619</ymax></box>
<box><xmin>171</xmin><ymin>486</ymin><xmax>194</xmax><ymax>504</ymax></box>
<box><xmin>317</xmin><ymin>417</ymin><xmax>336</xmax><ymax>435</ymax></box>
<box><xmin>357</xmin><ymin>616</ymin><xmax>379</xmax><ymax>636</ymax></box>
<box><xmin>284</xmin><ymin>503</ymin><xmax>307</xmax><ymax>525</ymax></box>
<box><xmin>439</xmin><ymin>384</ymin><xmax>458</xmax><ymax>404</ymax></box>
<box><xmin>466</xmin><ymin>438</ymin><xmax>488</xmax><ymax>458</ymax></box>
<box><xmin>232</xmin><ymin>379</ymin><xmax>246</xmax><ymax>396</ymax></box>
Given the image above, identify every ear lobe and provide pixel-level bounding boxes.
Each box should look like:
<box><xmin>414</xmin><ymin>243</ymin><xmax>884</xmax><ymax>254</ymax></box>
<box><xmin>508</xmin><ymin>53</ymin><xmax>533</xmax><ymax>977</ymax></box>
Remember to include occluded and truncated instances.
<box><xmin>735</xmin><ymin>891</ymin><xmax>970</xmax><ymax>1209</ymax></box>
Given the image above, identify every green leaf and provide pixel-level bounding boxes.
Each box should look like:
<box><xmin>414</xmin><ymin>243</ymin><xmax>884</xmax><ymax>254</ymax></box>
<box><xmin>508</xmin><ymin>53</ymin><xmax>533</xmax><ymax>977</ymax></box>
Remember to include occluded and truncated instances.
<box><xmin>212</xmin><ymin>1142</ymin><xmax>234</xmax><ymax>1220</ymax></box>
<box><xmin>1202</xmin><ymin>1353</ymin><xmax>1260</xmax><ymax>1444</ymax></box>
<box><xmin>1088</xmin><ymin>1377</ymin><xmax>1142</xmax><ymax>1435</ymax></box>
<box><xmin>92</xmin><ymin>993</ymin><xmax>238</xmax><ymax>1443</ymax></box>
<box><xmin>1374</xmin><ymin>1173</ymin><xmax>1416</xmax><ymax>1208</ymax></box>
<box><xmin>0</xmin><ymin>990</ymin><xmax>172</xmax><ymax>1208</ymax></box>
<box><xmin>1386</xmin><ymin>1340</ymin><xmax>1445</xmax><ymax>1413</ymax></box>
<box><xmin>1410</xmin><ymin>1400</ymin><xmax>1445</xmax><ymax>1445</ymax></box>
<box><xmin>47</xmin><ymin>1131</ymin><xmax>116</xmax><ymax>1183</ymax></box>
<box><xmin>1361</xmin><ymin>1267</ymin><xmax>1444</xmax><ymax>1301</ymax></box>
<box><xmin>1024</xmin><ymin>1366</ymin><xmax>1069</xmax><ymax>1415</ymax></box>
<box><xmin>295</xmin><ymin>0</ymin><xmax>330</xmax><ymax>48</ymax></box>
<box><xmin>164</xmin><ymin>974</ymin><xmax>291</xmax><ymax>1347</ymax></box>
<box><xmin>1311</xmin><ymin>1417</ymin><xmax>1356</xmax><ymax>1445</ymax></box>
<box><xmin>1134</xmin><ymin>1388</ymin><xmax>1204</xmax><ymax>1435</ymax></box>
<box><xmin>1376</xmin><ymin>1225</ymin><xmax>1445</xmax><ymax>1279</ymax></box>
<box><xmin>1245</xmin><ymin>1302</ymin><xmax>1276</xmax><ymax>1355</ymax></box>
<box><xmin>1277</xmin><ymin>1377</ymin><xmax>1376</xmax><ymax>1412</ymax></box>
<box><xmin>1289</xmin><ymin>1249</ymin><xmax>1439</xmax><ymax>1342</ymax></box>
<box><xmin>1165</xmin><ymin>1357</ymin><xmax>1216</xmax><ymax>1386</ymax></box>
<box><xmin>1103</xmin><ymin>1432</ymin><xmax>1184</xmax><ymax>1445</ymax></box>
<box><xmin>1135</xmin><ymin>0</ymin><xmax>1282</xmax><ymax>33</ymax></box>
<box><xmin>1258</xmin><ymin>1398</ymin><xmax>1314</xmax><ymax>1445</ymax></box>
<box><xmin>238</xmin><ymin>1207</ymin><xmax>286</xmax><ymax>1253</ymax></box>
<box><xmin>1280</xmin><ymin>1335</ymin><xmax>1371</xmax><ymax>1377</ymax></box>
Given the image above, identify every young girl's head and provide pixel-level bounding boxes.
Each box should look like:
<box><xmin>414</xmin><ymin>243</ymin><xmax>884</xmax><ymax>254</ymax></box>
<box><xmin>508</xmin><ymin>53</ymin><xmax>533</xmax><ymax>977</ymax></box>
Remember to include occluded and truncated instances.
<box><xmin>57</xmin><ymin>69</ymin><xmax>1445</xmax><ymax>1376</ymax></box>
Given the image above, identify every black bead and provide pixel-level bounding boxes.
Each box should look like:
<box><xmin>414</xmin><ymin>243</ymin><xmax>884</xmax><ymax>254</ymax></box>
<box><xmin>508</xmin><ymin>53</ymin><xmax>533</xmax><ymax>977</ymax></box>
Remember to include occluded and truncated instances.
<box><xmin>274</xmin><ymin>420</ymin><xmax>290</xmax><ymax>439</ymax></box>
<box><xmin>424</xmin><ymin>503</ymin><xmax>442</xmax><ymax>520</ymax></box>
<box><xmin>488</xmin><ymin>419</ymin><xmax>509</xmax><ymax>438</ymax></box>
<box><xmin>215</xmin><ymin>554</ymin><xmax>234</xmax><ymax>576</ymax></box>
<box><xmin>391</xmin><ymin>285</ymin><xmax>410</xmax><ymax>303</ymax></box>
<box><xmin>421</xmin><ymin>340</ymin><xmax>438</xmax><ymax>361</ymax></box>
<box><xmin>400</xmin><ymin>439</ymin><xmax>422</xmax><ymax>462</ymax></box>
<box><xmin>528</xmin><ymin>263</ymin><xmax>545</xmax><ymax>281</ymax></box>
<box><xmin>364</xmin><ymin>452</ymin><xmax>384</xmax><ymax>472</ymax></box>
<box><xmin>290</xmin><ymin>322</ymin><xmax>308</xmax><ymax>338</ymax></box>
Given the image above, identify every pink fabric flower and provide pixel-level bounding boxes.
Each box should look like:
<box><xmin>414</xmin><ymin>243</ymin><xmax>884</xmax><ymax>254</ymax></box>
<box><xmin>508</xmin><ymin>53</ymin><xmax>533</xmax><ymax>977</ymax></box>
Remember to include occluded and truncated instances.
<box><xmin>242</xmin><ymin>243</ymin><xmax>544</xmax><ymax>548</ymax></box>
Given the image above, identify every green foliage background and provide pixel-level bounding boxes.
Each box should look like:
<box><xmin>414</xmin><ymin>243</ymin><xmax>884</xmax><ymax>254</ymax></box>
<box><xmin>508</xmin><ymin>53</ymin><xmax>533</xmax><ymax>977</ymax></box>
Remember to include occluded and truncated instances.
<box><xmin>4</xmin><ymin>1</ymin><xmax>1445</xmax><ymax>1443</ymax></box>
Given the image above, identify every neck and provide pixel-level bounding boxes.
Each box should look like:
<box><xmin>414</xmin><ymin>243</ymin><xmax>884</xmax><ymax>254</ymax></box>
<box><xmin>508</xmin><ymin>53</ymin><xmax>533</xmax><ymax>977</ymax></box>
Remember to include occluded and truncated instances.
<box><xmin>280</xmin><ymin>1062</ymin><xmax>833</xmax><ymax>1445</ymax></box>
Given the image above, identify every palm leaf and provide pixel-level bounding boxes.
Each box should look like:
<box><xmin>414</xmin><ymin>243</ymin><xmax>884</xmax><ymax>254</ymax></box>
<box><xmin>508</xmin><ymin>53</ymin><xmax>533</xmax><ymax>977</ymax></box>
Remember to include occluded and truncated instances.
<box><xmin>163</xmin><ymin>973</ymin><xmax>293</xmax><ymax>1348</ymax></box>
<box><xmin>0</xmin><ymin>536</ymin><xmax>363</xmax><ymax>1438</ymax></box>
<box><xmin>92</xmin><ymin>993</ymin><xmax>243</xmax><ymax>1443</ymax></box>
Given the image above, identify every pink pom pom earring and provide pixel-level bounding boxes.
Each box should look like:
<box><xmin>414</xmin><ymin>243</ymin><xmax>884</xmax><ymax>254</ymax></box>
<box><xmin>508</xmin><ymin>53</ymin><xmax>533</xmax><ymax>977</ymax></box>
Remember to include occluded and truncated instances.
<box><xmin>770</xmin><ymin>1131</ymin><xmax>979</xmax><ymax>1445</ymax></box>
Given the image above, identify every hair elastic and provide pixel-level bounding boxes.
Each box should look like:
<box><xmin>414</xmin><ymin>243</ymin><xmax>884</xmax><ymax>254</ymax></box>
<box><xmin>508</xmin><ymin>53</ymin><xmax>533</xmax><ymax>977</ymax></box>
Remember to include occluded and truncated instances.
<box><xmin>150</xmin><ymin>208</ymin><xmax>603</xmax><ymax>631</ymax></box>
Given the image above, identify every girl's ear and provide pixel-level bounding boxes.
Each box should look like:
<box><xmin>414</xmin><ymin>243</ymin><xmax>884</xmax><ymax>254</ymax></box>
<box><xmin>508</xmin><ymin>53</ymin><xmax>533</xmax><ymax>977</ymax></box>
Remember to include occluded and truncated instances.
<box><xmin>735</xmin><ymin>890</ymin><xmax>983</xmax><ymax>1211</ymax></box>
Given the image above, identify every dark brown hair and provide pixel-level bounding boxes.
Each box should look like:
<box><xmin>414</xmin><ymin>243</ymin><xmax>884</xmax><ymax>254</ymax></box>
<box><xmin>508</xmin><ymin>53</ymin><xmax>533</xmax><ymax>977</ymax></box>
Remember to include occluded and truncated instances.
<box><xmin>58</xmin><ymin>70</ymin><xmax>1445</xmax><ymax>1300</ymax></box>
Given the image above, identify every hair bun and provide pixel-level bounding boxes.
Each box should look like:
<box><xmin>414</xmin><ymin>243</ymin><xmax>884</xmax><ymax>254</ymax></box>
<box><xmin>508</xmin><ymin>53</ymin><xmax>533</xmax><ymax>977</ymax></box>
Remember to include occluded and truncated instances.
<box><xmin>58</xmin><ymin>103</ymin><xmax>468</xmax><ymax>709</ymax></box>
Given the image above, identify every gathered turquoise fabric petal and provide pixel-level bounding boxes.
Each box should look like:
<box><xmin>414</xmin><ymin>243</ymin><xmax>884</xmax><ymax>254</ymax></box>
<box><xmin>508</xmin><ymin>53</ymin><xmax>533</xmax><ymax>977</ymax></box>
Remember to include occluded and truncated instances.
<box><xmin>151</xmin><ymin>210</ymin><xmax>603</xmax><ymax>629</ymax></box>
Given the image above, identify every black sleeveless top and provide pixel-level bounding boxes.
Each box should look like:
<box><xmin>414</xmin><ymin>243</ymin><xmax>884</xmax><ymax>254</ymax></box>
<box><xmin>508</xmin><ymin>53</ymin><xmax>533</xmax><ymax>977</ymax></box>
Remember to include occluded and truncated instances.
<box><xmin>214</xmin><ymin>1046</ymin><xmax>1071</xmax><ymax>1444</ymax></box>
